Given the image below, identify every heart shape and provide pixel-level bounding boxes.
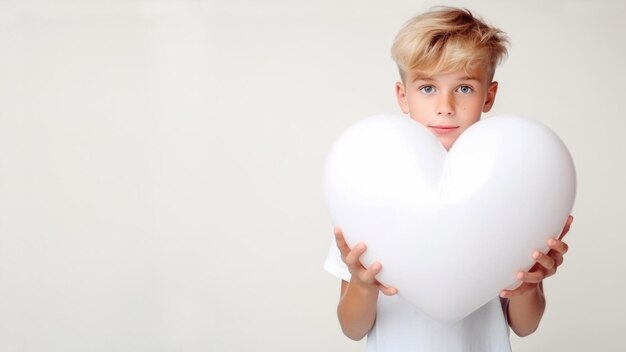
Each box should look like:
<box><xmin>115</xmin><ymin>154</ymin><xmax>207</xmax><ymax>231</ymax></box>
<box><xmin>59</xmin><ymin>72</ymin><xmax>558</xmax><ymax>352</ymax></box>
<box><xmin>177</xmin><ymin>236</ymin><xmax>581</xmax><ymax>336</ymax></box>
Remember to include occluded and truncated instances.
<box><xmin>324</xmin><ymin>114</ymin><xmax>576</xmax><ymax>322</ymax></box>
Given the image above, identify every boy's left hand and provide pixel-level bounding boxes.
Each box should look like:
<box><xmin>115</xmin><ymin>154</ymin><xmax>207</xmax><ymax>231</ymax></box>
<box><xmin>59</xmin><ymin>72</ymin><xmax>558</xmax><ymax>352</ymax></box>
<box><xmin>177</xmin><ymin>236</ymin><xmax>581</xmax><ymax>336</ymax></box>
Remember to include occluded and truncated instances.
<box><xmin>500</xmin><ymin>215</ymin><xmax>574</xmax><ymax>298</ymax></box>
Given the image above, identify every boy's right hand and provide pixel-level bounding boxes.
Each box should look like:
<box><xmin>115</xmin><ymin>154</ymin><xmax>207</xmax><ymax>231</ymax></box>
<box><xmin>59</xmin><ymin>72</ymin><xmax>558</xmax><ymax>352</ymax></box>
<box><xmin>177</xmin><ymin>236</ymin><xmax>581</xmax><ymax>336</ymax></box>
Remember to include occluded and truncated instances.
<box><xmin>334</xmin><ymin>227</ymin><xmax>398</xmax><ymax>296</ymax></box>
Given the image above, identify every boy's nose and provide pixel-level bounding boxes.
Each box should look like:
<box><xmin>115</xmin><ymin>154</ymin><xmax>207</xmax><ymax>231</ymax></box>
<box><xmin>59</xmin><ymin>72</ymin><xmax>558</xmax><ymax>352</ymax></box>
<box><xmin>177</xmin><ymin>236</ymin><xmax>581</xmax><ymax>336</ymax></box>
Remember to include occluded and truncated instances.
<box><xmin>436</xmin><ymin>94</ymin><xmax>455</xmax><ymax>116</ymax></box>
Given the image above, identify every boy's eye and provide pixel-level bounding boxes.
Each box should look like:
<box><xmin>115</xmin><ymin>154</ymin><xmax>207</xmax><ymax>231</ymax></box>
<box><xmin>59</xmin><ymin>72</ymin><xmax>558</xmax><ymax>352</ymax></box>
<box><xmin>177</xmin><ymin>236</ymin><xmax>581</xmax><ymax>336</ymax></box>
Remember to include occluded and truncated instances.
<box><xmin>420</xmin><ymin>86</ymin><xmax>435</xmax><ymax>94</ymax></box>
<box><xmin>457</xmin><ymin>85</ymin><xmax>473</xmax><ymax>94</ymax></box>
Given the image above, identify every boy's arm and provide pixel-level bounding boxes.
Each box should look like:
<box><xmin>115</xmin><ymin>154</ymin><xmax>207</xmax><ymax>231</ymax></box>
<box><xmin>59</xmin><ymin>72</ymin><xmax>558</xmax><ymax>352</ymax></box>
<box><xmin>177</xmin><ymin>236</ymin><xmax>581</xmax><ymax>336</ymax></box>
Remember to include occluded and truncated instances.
<box><xmin>500</xmin><ymin>215</ymin><xmax>573</xmax><ymax>336</ymax></box>
<box><xmin>334</xmin><ymin>228</ymin><xmax>397</xmax><ymax>340</ymax></box>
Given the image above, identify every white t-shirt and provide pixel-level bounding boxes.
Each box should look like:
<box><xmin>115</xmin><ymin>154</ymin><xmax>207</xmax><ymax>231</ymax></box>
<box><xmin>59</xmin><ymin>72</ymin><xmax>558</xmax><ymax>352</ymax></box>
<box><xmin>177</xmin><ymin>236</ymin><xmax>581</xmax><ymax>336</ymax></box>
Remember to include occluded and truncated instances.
<box><xmin>324</xmin><ymin>242</ymin><xmax>512</xmax><ymax>352</ymax></box>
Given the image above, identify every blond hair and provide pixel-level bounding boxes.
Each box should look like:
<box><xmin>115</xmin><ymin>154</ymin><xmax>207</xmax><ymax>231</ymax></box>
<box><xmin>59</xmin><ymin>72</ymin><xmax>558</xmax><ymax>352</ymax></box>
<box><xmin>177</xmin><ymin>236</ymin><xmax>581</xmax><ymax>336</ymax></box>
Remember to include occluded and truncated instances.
<box><xmin>391</xmin><ymin>7</ymin><xmax>509</xmax><ymax>82</ymax></box>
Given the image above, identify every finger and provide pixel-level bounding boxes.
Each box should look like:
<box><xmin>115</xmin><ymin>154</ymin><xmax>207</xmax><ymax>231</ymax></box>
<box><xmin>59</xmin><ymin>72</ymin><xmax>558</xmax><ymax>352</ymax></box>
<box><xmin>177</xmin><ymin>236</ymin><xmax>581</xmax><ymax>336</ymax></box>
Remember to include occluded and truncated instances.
<box><xmin>360</xmin><ymin>261</ymin><xmax>382</xmax><ymax>283</ymax></box>
<box><xmin>334</xmin><ymin>227</ymin><xmax>351</xmax><ymax>258</ymax></box>
<box><xmin>500</xmin><ymin>289</ymin><xmax>515</xmax><ymax>298</ymax></box>
<box><xmin>558</xmin><ymin>215</ymin><xmax>574</xmax><ymax>240</ymax></box>
<box><xmin>551</xmin><ymin>252</ymin><xmax>564</xmax><ymax>267</ymax></box>
<box><xmin>377</xmin><ymin>283</ymin><xmax>398</xmax><ymax>296</ymax></box>
<box><xmin>362</xmin><ymin>263</ymin><xmax>398</xmax><ymax>296</ymax></box>
<box><xmin>344</xmin><ymin>242</ymin><xmax>367</xmax><ymax>268</ymax></box>
<box><xmin>548</xmin><ymin>238</ymin><xmax>569</xmax><ymax>255</ymax></box>
<box><xmin>517</xmin><ymin>270</ymin><xmax>546</xmax><ymax>284</ymax></box>
<box><xmin>500</xmin><ymin>282</ymin><xmax>534</xmax><ymax>298</ymax></box>
<box><xmin>532</xmin><ymin>250</ymin><xmax>557</xmax><ymax>272</ymax></box>
<box><xmin>547</xmin><ymin>251</ymin><xmax>563</xmax><ymax>269</ymax></box>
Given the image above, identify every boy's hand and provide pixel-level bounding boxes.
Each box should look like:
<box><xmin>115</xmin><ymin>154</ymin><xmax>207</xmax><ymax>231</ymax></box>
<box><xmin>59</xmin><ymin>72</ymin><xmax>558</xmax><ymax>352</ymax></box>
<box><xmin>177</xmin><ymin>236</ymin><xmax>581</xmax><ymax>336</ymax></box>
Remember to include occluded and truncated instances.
<box><xmin>334</xmin><ymin>227</ymin><xmax>398</xmax><ymax>296</ymax></box>
<box><xmin>500</xmin><ymin>215</ymin><xmax>574</xmax><ymax>298</ymax></box>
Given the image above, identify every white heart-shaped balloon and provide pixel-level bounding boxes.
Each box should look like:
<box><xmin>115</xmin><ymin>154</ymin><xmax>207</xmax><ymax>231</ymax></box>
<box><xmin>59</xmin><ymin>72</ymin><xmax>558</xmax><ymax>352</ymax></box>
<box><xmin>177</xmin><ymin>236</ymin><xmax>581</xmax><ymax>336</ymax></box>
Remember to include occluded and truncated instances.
<box><xmin>324</xmin><ymin>114</ymin><xmax>576</xmax><ymax>322</ymax></box>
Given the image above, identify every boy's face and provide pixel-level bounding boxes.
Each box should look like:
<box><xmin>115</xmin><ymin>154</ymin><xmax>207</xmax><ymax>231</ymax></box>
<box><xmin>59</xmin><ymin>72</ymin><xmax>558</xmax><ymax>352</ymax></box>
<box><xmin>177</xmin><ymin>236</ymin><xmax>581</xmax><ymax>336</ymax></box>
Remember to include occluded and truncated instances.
<box><xmin>395</xmin><ymin>66</ymin><xmax>498</xmax><ymax>150</ymax></box>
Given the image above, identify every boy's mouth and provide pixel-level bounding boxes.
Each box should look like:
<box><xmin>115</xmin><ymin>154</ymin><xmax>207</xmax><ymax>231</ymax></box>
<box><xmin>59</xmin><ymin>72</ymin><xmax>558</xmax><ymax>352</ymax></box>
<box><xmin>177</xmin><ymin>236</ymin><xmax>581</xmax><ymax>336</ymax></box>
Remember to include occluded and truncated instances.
<box><xmin>429</xmin><ymin>125</ymin><xmax>459</xmax><ymax>134</ymax></box>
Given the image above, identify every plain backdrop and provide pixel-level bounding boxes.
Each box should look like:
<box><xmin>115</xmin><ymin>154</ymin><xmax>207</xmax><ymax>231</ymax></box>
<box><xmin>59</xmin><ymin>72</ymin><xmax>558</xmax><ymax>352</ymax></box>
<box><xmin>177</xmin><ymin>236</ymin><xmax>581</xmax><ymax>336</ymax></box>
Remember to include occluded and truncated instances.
<box><xmin>0</xmin><ymin>0</ymin><xmax>624</xmax><ymax>351</ymax></box>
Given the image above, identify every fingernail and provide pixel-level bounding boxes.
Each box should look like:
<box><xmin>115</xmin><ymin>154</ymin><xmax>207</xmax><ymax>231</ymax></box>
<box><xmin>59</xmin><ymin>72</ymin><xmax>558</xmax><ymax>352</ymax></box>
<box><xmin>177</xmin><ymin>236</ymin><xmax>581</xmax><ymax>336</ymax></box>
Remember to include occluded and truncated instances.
<box><xmin>533</xmin><ymin>251</ymin><xmax>540</xmax><ymax>259</ymax></box>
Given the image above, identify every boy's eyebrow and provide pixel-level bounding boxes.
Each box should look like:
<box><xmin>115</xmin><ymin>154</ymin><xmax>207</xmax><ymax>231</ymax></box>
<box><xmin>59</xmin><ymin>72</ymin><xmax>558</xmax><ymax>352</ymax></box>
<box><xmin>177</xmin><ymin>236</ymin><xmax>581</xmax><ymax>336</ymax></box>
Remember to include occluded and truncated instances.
<box><xmin>459</xmin><ymin>76</ymin><xmax>481</xmax><ymax>82</ymax></box>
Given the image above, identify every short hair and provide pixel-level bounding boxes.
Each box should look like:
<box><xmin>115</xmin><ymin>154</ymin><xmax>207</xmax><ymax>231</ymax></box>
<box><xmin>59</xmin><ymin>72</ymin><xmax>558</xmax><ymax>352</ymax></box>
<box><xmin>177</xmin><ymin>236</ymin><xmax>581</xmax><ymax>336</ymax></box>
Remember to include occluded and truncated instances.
<box><xmin>391</xmin><ymin>7</ymin><xmax>509</xmax><ymax>82</ymax></box>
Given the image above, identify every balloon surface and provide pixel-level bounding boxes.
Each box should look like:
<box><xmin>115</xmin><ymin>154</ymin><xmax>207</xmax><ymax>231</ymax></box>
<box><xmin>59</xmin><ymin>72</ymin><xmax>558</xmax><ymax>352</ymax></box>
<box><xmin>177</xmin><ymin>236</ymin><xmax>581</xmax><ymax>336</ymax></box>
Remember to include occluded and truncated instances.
<box><xmin>324</xmin><ymin>114</ymin><xmax>576</xmax><ymax>322</ymax></box>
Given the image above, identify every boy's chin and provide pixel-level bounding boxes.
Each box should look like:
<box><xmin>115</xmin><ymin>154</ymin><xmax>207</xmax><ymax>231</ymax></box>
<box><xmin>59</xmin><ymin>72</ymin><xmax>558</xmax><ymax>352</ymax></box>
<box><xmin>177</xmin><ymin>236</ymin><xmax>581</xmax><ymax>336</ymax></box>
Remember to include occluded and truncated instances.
<box><xmin>439</xmin><ymin>138</ymin><xmax>456</xmax><ymax>151</ymax></box>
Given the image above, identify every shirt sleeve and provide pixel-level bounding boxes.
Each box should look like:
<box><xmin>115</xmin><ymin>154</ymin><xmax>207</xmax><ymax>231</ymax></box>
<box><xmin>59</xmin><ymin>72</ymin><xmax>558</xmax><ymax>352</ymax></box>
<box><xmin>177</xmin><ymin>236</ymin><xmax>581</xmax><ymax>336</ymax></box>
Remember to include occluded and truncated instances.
<box><xmin>323</xmin><ymin>238</ymin><xmax>351</xmax><ymax>282</ymax></box>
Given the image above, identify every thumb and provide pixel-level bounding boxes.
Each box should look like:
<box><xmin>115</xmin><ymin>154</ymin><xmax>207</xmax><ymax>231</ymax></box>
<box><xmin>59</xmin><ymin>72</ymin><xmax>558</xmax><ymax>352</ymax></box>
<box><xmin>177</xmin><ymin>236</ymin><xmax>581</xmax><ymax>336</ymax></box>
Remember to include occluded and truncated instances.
<box><xmin>558</xmin><ymin>215</ymin><xmax>574</xmax><ymax>240</ymax></box>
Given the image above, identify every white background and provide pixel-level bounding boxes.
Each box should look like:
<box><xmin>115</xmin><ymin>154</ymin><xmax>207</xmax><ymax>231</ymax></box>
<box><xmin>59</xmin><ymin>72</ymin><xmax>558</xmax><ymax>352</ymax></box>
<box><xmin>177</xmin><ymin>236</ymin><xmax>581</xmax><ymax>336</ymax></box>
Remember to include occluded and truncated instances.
<box><xmin>0</xmin><ymin>0</ymin><xmax>624</xmax><ymax>351</ymax></box>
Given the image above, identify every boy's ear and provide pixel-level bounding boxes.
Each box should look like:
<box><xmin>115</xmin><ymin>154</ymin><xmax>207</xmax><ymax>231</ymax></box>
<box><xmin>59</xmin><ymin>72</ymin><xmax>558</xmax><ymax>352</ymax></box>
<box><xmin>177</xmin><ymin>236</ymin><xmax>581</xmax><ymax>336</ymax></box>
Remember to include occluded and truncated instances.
<box><xmin>395</xmin><ymin>81</ymin><xmax>410</xmax><ymax>114</ymax></box>
<box><xmin>482</xmin><ymin>81</ymin><xmax>498</xmax><ymax>113</ymax></box>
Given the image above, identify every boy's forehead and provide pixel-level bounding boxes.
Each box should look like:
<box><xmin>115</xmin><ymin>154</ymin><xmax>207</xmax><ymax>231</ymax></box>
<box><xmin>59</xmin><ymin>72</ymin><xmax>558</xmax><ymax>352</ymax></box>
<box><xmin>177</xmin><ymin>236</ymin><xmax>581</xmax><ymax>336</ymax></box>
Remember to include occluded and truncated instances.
<box><xmin>412</xmin><ymin>74</ymin><xmax>480</xmax><ymax>81</ymax></box>
<box><xmin>408</xmin><ymin>68</ymin><xmax>490</xmax><ymax>83</ymax></box>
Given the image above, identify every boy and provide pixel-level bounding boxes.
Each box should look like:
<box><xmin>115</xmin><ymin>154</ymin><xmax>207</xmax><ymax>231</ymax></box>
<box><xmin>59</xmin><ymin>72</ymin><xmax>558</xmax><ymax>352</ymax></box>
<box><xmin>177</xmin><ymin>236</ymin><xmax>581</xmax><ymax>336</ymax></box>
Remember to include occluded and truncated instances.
<box><xmin>324</xmin><ymin>7</ymin><xmax>573</xmax><ymax>351</ymax></box>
